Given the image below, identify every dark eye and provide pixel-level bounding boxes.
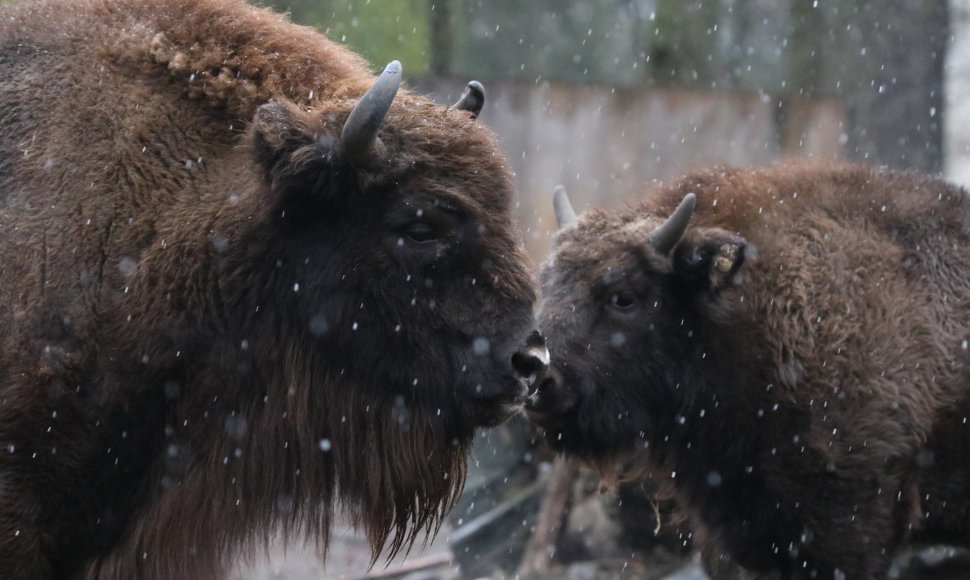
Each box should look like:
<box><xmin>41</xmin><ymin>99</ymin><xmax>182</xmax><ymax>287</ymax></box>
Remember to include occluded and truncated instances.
<box><xmin>610</xmin><ymin>290</ymin><xmax>637</xmax><ymax>309</ymax></box>
<box><xmin>404</xmin><ymin>222</ymin><xmax>438</xmax><ymax>243</ymax></box>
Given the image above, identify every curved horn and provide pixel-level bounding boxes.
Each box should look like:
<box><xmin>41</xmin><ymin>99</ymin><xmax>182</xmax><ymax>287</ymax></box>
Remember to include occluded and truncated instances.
<box><xmin>650</xmin><ymin>193</ymin><xmax>696</xmax><ymax>255</ymax></box>
<box><xmin>341</xmin><ymin>60</ymin><xmax>402</xmax><ymax>165</ymax></box>
<box><xmin>553</xmin><ymin>185</ymin><xmax>577</xmax><ymax>229</ymax></box>
<box><xmin>450</xmin><ymin>80</ymin><xmax>485</xmax><ymax>119</ymax></box>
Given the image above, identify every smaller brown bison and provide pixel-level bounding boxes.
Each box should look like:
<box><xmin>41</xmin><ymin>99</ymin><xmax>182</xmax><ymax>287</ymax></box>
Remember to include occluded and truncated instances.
<box><xmin>528</xmin><ymin>161</ymin><xmax>970</xmax><ymax>580</ymax></box>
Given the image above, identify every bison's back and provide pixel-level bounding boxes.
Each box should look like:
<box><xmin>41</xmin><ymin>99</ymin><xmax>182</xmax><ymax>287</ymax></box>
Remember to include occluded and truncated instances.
<box><xmin>664</xmin><ymin>161</ymin><xmax>970</xmax><ymax>262</ymax></box>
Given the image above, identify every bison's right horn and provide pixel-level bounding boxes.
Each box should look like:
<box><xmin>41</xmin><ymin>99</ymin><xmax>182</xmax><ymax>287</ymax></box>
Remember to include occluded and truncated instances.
<box><xmin>553</xmin><ymin>185</ymin><xmax>577</xmax><ymax>228</ymax></box>
<box><xmin>650</xmin><ymin>193</ymin><xmax>696</xmax><ymax>255</ymax></box>
<box><xmin>342</xmin><ymin>60</ymin><xmax>402</xmax><ymax>166</ymax></box>
<box><xmin>450</xmin><ymin>81</ymin><xmax>485</xmax><ymax>119</ymax></box>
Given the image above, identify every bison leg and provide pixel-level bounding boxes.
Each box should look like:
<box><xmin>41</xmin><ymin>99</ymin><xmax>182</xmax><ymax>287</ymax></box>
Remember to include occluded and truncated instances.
<box><xmin>778</xmin><ymin>479</ymin><xmax>911</xmax><ymax>580</ymax></box>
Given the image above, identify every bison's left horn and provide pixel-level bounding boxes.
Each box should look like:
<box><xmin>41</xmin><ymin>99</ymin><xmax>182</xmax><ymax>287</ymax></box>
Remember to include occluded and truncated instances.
<box><xmin>450</xmin><ymin>81</ymin><xmax>485</xmax><ymax>119</ymax></box>
<box><xmin>342</xmin><ymin>60</ymin><xmax>402</xmax><ymax>166</ymax></box>
<box><xmin>651</xmin><ymin>193</ymin><xmax>696</xmax><ymax>255</ymax></box>
<box><xmin>553</xmin><ymin>185</ymin><xmax>577</xmax><ymax>228</ymax></box>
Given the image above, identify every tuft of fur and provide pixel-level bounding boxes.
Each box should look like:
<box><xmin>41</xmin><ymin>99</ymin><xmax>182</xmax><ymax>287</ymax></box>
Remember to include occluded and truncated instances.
<box><xmin>531</xmin><ymin>160</ymin><xmax>970</xmax><ymax>579</ymax></box>
<box><xmin>0</xmin><ymin>0</ymin><xmax>539</xmax><ymax>578</ymax></box>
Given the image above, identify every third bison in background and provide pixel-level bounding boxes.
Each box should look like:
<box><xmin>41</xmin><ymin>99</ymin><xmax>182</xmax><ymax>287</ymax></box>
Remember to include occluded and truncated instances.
<box><xmin>528</xmin><ymin>161</ymin><xmax>970</xmax><ymax>580</ymax></box>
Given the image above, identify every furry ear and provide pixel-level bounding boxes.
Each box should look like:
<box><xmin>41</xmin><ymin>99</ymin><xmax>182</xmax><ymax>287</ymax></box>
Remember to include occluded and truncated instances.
<box><xmin>250</xmin><ymin>100</ymin><xmax>317</xmax><ymax>174</ymax></box>
<box><xmin>249</xmin><ymin>100</ymin><xmax>349</xmax><ymax>218</ymax></box>
<box><xmin>672</xmin><ymin>228</ymin><xmax>753</xmax><ymax>294</ymax></box>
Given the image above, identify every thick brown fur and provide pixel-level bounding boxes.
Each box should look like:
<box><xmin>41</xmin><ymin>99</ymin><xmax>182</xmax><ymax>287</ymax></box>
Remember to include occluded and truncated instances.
<box><xmin>529</xmin><ymin>160</ymin><xmax>970</xmax><ymax>579</ymax></box>
<box><xmin>0</xmin><ymin>0</ymin><xmax>541</xmax><ymax>578</ymax></box>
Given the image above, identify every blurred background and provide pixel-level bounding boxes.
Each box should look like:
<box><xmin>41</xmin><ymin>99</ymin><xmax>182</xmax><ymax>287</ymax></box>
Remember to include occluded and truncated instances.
<box><xmin>236</xmin><ymin>1</ymin><xmax>965</xmax><ymax>578</ymax></box>
<box><xmin>266</xmin><ymin>0</ymin><xmax>958</xmax><ymax>260</ymax></box>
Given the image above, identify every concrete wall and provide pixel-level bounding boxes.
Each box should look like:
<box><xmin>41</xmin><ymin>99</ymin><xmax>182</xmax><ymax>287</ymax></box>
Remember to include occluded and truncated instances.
<box><xmin>419</xmin><ymin>78</ymin><xmax>847</xmax><ymax>258</ymax></box>
<box><xmin>947</xmin><ymin>0</ymin><xmax>970</xmax><ymax>187</ymax></box>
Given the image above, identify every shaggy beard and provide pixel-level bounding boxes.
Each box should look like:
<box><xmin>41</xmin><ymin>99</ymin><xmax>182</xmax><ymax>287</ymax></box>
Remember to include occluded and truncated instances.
<box><xmin>84</xmin><ymin>351</ymin><xmax>470</xmax><ymax>579</ymax></box>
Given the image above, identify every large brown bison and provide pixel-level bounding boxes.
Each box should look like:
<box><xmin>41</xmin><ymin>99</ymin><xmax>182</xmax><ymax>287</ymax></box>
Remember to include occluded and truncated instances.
<box><xmin>528</xmin><ymin>161</ymin><xmax>970</xmax><ymax>580</ymax></box>
<box><xmin>0</xmin><ymin>0</ymin><xmax>548</xmax><ymax>577</ymax></box>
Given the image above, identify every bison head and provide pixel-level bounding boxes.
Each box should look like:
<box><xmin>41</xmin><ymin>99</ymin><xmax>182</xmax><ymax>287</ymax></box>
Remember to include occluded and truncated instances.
<box><xmin>527</xmin><ymin>187</ymin><xmax>752</xmax><ymax>463</ymax></box>
<box><xmin>234</xmin><ymin>62</ymin><xmax>545</xmax><ymax>430</ymax></box>
<box><xmin>123</xmin><ymin>62</ymin><xmax>547</xmax><ymax>559</ymax></box>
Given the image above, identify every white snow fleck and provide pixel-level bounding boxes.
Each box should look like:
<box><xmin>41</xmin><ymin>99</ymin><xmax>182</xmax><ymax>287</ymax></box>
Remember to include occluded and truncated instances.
<box><xmin>309</xmin><ymin>315</ymin><xmax>329</xmax><ymax>336</ymax></box>
<box><xmin>472</xmin><ymin>337</ymin><xmax>490</xmax><ymax>355</ymax></box>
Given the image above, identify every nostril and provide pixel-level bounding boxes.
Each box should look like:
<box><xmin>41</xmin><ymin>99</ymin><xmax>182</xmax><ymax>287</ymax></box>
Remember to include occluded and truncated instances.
<box><xmin>511</xmin><ymin>351</ymin><xmax>544</xmax><ymax>376</ymax></box>
<box><xmin>511</xmin><ymin>343</ymin><xmax>549</xmax><ymax>393</ymax></box>
<box><xmin>525</xmin><ymin>329</ymin><xmax>545</xmax><ymax>349</ymax></box>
